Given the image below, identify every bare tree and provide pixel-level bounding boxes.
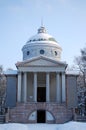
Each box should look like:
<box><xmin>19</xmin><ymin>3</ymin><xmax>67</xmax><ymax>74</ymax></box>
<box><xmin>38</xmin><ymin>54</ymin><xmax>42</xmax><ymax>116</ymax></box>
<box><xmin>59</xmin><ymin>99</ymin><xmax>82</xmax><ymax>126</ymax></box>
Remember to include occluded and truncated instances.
<box><xmin>74</xmin><ymin>46</ymin><xmax>86</xmax><ymax>116</ymax></box>
<box><xmin>0</xmin><ymin>65</ymin><xmax>6</xmax><ymax>115</ymax></box>
<box><xmin>0</xmin><ymin>66</ymin><xmax>6</xmax><ymax>97</ymax></box>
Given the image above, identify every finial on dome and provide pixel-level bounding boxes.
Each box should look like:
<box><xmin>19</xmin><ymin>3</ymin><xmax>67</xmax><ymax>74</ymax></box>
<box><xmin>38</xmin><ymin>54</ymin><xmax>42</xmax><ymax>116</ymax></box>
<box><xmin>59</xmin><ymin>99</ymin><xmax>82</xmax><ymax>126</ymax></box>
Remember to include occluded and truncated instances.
<box><xmin>38</xmin><ymin>18</ymin><xmax>47</xmax><ymax>33</ymax></box>
<box><xmin>38</xmin><ymin>26</ymin><xmax>46</xmax><ymax>33</ymax></box>
<box><xmin>41</xmin><ymin>18</ymin><xmax>43</xmax><ymax>27</ymax></box>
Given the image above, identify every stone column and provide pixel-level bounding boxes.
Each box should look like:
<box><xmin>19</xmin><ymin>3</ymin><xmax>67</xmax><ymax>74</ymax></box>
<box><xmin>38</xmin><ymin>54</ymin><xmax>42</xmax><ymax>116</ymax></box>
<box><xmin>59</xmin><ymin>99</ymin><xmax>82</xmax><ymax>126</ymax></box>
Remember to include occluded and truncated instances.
<box><xmin>62</xmin><ymin>72</ymin><xmax>66</xmax><ymax>102</ymax></box>
<box><xmin>17</xmin><ymin>72</ymin><xmax>22</xmax><ymax>102</ymax></box>
<box><xmin>23</xmin><ymin>72</ymin><xmax>27</xmax><ymax>102</ymax></box>
<box><xmin>34</xmin><ymin>72</ymin><xmax>37</xmax><ymax>102</ymax></box>
<box><xmin>56</xmin><ymin>73</ymin><xmax>61</xmax><ymax>103</ymax></box>
<box><xmin>46</xmin><ymin>72</ymin><xmax>50</xmax><ymax>102</ymax></box>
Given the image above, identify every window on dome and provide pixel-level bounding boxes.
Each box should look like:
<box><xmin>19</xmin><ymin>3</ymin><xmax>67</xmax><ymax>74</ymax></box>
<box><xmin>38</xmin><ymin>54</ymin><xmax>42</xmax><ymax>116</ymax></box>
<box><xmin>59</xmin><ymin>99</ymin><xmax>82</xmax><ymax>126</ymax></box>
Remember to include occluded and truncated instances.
<box><xmin>33</xmin><ymin>39</ymin><xmax>36</xmax><ymax>41</ymax></box>
<box><xmin>40</xmin><ymin>50</ymin><xmax>45</xmax><ymax>54</ymax></box>
<box><xmin>55</xmin><ymin>51</ymin><xmax>58</xmax><ymax>56</ymax></box>
<box><xmin>49</xmin><ymin>38</ymin><xmax>57</xmax><ymax>42</ymax></box>
<box><xmin>38</xmin><ymin>39</ymin><xmax>41</xmax><ymax>41</ymax></box>
<box><xmin>40</xmin><ymin>38</ymin><xmax>43</xmax><ymax>41</ymax></box>
<box><xmin>27</xmin><ymin>51</ymin><xmax>30</xmax><ymax>55</ymax></box>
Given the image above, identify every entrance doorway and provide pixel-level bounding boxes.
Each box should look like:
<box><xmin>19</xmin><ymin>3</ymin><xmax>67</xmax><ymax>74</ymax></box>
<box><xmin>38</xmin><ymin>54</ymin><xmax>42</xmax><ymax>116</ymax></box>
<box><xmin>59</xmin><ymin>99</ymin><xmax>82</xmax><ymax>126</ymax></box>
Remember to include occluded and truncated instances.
<box><xmin>37</xmin><ymin>110</ymin><xmax>46</xmax><ymax>123</ymax></box>
<box><xmin>37</xmin><ymin>87</ymin><xmax>46</xmax><ymax>102</ymax></box>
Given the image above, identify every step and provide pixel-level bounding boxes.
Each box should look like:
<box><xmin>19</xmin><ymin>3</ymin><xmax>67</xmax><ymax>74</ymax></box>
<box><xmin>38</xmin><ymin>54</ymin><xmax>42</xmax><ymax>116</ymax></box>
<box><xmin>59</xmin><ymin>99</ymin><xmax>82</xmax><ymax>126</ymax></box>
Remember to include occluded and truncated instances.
<box><xmin>0</xmin><ymin>115</ymin><xmax>5</xmax><ymax>123</ymax></box>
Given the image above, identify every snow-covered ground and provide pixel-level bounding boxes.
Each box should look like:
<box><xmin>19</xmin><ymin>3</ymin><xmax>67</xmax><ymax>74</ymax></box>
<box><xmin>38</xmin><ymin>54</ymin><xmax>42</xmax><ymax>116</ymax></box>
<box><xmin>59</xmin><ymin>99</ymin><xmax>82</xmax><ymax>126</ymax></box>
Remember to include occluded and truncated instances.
<box><xmin>0</xmin><ymin>121</ymin><xmax>86</xmax><ymax>130</ymax></box>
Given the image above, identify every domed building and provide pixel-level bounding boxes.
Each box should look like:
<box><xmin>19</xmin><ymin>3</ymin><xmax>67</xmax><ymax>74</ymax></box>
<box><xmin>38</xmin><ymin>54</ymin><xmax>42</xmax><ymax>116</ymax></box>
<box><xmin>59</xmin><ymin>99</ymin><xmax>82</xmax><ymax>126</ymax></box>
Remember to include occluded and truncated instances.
<box><xmin>22</xmin><ymin>26</ymin><xmax>62</xmax><ymax>61</ymax></box>
<box><xmin>5</xmin><ymin>26</ymin><xmax>78</xmax><ymax>123</ymax></box>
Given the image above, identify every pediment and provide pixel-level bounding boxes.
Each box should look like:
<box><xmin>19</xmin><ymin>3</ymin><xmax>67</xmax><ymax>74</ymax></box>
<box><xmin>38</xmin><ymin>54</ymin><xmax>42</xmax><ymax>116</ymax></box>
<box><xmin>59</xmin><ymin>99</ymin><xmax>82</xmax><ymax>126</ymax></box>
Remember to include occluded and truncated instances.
<box><xmin>24</xmin><ymin>58</ymin><xmax>57</xmax><ymax>66</ymax></box>
<box><xmin>16</xmin><ymin>56</ymin><xmax>67</xmax><ymax>68</ymax></box>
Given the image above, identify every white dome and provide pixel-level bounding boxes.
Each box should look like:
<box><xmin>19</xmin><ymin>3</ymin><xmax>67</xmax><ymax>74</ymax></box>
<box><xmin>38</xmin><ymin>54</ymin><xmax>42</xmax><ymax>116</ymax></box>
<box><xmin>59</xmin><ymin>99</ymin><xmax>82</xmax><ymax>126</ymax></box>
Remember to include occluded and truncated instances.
<box><xmin>26</xmin><ymin>26</ymin><xmax>60</xmax><ymax>46</ymax></box>
<box><xmin>22</xmin><ymin>26</ymin><xmax>62</xmax><ymax>61</ymax></box>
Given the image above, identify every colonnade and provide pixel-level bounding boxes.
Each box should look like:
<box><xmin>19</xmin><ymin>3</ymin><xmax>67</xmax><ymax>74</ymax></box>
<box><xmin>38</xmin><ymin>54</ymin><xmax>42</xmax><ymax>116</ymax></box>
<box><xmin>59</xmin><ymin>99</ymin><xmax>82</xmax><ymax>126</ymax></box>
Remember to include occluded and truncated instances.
<box><xmin>17</xmin><ymin>72</ymin><xmax>66</xmax><ymax>103</ymax></box>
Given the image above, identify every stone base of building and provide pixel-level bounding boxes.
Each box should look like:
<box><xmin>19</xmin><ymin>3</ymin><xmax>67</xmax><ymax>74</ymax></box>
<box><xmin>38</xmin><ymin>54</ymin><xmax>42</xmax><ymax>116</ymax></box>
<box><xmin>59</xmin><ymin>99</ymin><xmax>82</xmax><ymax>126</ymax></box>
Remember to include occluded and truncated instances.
<box><xmin>6</xmin><ymin>102</ymin><xmax>73</xmax><ymax>124</ymax></box>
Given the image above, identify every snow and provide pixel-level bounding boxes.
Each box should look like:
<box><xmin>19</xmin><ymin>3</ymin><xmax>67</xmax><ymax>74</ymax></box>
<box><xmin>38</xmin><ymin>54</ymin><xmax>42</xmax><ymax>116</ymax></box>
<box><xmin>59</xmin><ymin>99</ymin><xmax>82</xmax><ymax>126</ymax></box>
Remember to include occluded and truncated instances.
<box><xmin>0</xmin><ymin>123</ymin><xmax>29</xmax><ymax>130</ymax></box>
<box><xmin>66</xmin><ymin>70</ymin><xmax>79</xmax><ymax>75</ymax></box>
<box><xmin>0</xmin><ymin>122</ymin><xmax>86</xmax><ymax>130</ymax></box>
<box><xmin>4</xmin><ymin>70</ymin><xmax>17</xmax><ymax>75</ymax></box>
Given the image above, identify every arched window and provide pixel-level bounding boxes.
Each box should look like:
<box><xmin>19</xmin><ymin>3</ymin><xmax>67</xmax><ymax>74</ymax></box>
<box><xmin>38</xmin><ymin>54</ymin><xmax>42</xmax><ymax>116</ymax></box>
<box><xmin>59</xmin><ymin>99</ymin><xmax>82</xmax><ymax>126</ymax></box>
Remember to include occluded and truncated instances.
<box><xmin>27</xmin><ymin>51</ymin><xmax>30</xmax><ymax>55</ymax></box>
<box><xmin>55</xmin><ymin>51</ymin><xmax>58</xmax><ymax>56</ymax></box>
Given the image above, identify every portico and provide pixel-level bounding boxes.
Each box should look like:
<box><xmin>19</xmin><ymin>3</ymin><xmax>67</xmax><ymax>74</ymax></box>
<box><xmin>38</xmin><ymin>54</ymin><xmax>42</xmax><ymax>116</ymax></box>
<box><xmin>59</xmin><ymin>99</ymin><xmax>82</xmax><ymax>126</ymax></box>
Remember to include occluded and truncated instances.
<box><xmin>17</xmin><ymin>56</ymin><xmax>67</xmax><ymax>104</ymax></box>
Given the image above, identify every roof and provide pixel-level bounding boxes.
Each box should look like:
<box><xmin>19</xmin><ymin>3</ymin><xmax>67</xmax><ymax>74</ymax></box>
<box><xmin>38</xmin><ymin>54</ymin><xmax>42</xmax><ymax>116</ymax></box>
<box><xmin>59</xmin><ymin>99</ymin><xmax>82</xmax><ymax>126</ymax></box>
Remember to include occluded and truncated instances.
<box><xmin>22</xmin><ymin>26</ymin><xmax>62</xmax><ymax>61</ymax></box>
<box><xmin>16</xmin><ymin>55</ymin><xmax>67</xmax><ymax>68</ymax></box>
<box><xmin>26</xmin><ymin>26</ymin><xmax>61</xmax><ymax>47</ymax></box>
<box><xmin>4</xmin><ymin>70</ymin><xmax>18</xmax><ymax>75</ymax></box>
<box><xmin>66</xmin><ymin>70</ymin><xmax>79</xmax><ymax>76</ymax></box>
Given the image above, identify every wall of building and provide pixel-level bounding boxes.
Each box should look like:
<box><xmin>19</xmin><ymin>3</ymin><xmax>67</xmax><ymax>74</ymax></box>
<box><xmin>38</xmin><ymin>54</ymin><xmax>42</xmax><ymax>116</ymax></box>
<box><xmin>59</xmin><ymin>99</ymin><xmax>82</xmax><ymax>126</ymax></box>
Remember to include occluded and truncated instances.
<box><xmin>7</xmin><ymin>102</ymin><xmax>73</xmax><ymax>123</ymax></box>
<box><xmin>66</xmin><ymin>75</ymin><xmax>78</xmax><ymax>108</ymax></box>
<box><xmin>6</xmin><ymin>75</ymin><xmax>17</xmax><ymax>108</ymax></box>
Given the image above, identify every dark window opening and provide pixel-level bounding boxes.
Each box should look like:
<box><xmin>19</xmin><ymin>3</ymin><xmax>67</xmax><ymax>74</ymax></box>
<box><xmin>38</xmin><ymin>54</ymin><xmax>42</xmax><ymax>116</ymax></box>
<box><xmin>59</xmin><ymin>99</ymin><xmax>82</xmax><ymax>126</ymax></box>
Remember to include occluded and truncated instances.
<box><xmin>37</xmin><ymin>110</ymin><xmax>46</xmax><ymax>123</ymax></box>
<box><xmin>40</xmin><ymin>49</ymin><xmax>45</xmax><ymax>54</ymax></box>
<box><xmin>37</xmin><ymin>87</ymin><xmax>46</xmax><ymax>102</ymax></box>
<box><xmin>55</xmin><ymin>51</ymin><xmax>58</xmax><ymax>56</ymax></box>
<box><xmin>27</xmin><ymin>51</ymin><xmax>30</xmax><ymax>55</ymax></box>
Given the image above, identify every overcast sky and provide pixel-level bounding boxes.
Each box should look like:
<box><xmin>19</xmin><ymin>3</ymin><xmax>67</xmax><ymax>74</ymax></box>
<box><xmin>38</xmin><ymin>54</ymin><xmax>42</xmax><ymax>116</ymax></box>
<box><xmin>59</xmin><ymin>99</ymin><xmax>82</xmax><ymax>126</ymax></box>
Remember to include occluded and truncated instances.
<box><xmin>0</xmin><ymin>0</ymin><xmax>86</xmax><ymax>70</ymax></box>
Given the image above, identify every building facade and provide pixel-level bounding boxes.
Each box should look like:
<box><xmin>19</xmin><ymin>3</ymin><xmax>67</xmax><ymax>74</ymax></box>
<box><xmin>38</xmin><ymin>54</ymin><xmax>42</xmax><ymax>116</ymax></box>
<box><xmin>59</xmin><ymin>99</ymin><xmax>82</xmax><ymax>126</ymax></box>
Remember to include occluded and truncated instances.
<box><xmin>5</xmin><ymin>26</ymin><xmax>78</xmax><ymax>123</ymax></box>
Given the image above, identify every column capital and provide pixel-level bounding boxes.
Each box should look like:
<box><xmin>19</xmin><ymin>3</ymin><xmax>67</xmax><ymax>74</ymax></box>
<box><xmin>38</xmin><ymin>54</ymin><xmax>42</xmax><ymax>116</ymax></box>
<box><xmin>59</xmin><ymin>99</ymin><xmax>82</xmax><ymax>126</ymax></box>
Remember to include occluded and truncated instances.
<box><xmin>46</xmin><ymin>72</ymin><xmax>50</xmax><ymax>74</ymax></box>
<box><xmin>56</xmin><ymin>72</ymin><xmax>60</xmax><ymax>74</ymax></box>
<box><xmin>18</xmin><ymin>71</ymin><xmax>21</xmax><ymax>75</ymax></box>
<box><xmin>62</xmin><ymin>72</ymin><xmax>65</xmax><ymax>75</ymax></box>
<box><xmin>34</xmin><ymin>72</ymin><xmax>37</xmax><ymax>74</ymax></box>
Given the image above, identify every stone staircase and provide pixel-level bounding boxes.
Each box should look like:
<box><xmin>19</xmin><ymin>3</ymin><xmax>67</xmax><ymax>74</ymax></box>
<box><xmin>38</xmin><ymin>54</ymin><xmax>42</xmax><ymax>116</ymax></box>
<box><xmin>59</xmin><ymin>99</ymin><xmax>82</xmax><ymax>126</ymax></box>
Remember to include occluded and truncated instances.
<box><xmin>0</xmin><ymin>115</ymin><xmax>5</xmax><ymax>123</ymax></box>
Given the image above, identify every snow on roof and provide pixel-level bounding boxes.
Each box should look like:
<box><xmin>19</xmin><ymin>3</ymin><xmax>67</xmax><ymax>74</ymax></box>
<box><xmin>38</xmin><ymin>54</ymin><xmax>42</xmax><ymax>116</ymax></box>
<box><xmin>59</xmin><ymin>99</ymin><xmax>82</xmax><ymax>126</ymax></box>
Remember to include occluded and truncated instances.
<box><xmin>66</xmin><ymin>70</ymin><xmax>79</xmax><ymax>76</ymax></box>
<box><xmin>4</xmin><ymin>70</ymin><xmax>18</xmax><ymax>75</ymax></box>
